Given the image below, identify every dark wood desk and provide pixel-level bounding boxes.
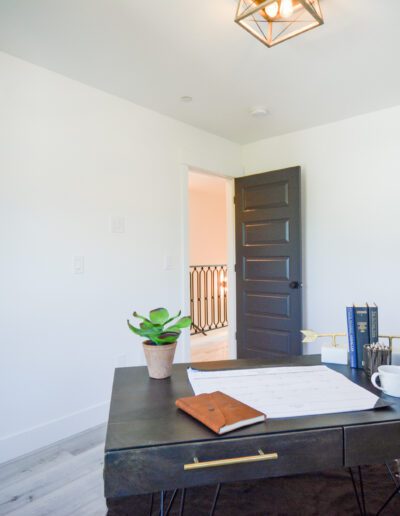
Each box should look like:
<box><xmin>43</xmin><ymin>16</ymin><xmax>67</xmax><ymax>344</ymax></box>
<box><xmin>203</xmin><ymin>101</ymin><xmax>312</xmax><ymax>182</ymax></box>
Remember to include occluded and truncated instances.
<box><xmin>104</xmin><ymin>356</ymin><xmax>400</xmax><ymax>507</ymax></box>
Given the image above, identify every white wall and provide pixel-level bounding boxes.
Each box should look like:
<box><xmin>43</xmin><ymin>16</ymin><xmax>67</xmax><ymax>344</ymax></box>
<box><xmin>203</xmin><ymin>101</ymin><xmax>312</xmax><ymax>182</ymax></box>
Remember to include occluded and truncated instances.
<box><xmin>242</xmin><ymin>106</ymin><xmax>400</xmax><ymax>354</ymax></box>
<box><xmin>189</xmin><ymin>177</ymin><xmax>227</xmax><ymax>265</ymax></box>
<box><xmin>0</xmin><ymin>51</ymin><xmax>242</xmax><ymax>463</ymax></box>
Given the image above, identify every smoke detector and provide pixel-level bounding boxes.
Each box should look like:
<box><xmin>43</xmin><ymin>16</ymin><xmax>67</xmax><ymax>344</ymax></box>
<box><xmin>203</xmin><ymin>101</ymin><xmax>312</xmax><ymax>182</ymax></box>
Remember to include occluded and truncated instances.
<box><xmin>249</xmin><ymin>106</ymin><xmax>270</xmax><ymax>118</ymax></box>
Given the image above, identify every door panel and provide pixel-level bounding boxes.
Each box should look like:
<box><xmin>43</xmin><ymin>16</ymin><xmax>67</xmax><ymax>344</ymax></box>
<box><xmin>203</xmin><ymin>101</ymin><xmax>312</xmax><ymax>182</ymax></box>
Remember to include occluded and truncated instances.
<box><xmin>235</xmin><ymin>167</ymin><xmax>302</xmax><ymax>359</ymax></box>
<box><xmin>244</xmin><ymin>257</ymin><xmax>290</xmax><ymax>281</ymax></box>
<box><xmin>244</xmin><ymin>292</ymin><xmax>290</xmax><ymax>318</ymax></box>
<box><xmin>243</xmin><ymin>181</ymin><xmax>289</xmax><ymax>209</ymax></box>
<box><xmin>243</xmin><ymin>219</ymin><xmax>289</xmax><ymax>246</ymax></box>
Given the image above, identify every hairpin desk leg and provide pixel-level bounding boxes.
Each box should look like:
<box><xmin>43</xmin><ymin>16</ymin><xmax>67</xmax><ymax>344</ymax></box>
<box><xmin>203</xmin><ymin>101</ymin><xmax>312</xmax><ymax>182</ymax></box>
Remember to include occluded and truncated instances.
<box><xmin>358</xmin><ymin>466</ymin><xmax>366</xmax><ymax>515</ymax></box>
<box><xmin>179</xmin><ymin>488</ymin><xmax>186</xmax><ymax>516</ymax></box>
<box><xmin>375</xmin><ymin>462</ymin><xmax>400</xmax><ymax>515</ymax></box>
<box><xmin>385</xmin><ymin>461</ymin><xmax>400</xmax><ymax>487</ymax></box>
<box><xmin>376</xmin><ymin>488</ymin><xmax>399</xmax><ymax>516</ymax></box>
<box><xmin>349</xmin><ymin>467</ymin><xmax>366</xmax><ymax>515</ymax></box>
<box><xmin>159</xmin><ymin>490</ymin><xmax>165</xmax><ymax>516</ymax></box>
<box><xmin>165</xmin><ymin>489</ymin><xmax>178</xmax><ymax>515</ymax></box>
<box><xmin>149</xmin><ymin>493</ymin><xmax>154</xmax><ymax>515</ymax></box>
<box><xmin>209</xmin><ymin>483</ymin><xmax>221</xmax><ymax>516</ymax></box>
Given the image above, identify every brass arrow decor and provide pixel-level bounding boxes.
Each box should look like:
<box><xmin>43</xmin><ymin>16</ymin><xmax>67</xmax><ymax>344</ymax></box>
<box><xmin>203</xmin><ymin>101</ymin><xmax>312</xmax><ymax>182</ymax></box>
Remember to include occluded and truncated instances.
<box><xmin>301</xmin><ymin>330</ymin><xmax>346</xmax><ymax>347</ymax></box>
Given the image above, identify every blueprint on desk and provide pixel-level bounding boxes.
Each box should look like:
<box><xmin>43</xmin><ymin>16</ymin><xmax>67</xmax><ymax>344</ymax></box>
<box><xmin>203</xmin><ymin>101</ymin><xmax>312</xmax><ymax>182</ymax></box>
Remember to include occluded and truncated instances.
<box><xmin>187</xmin><ymin>365</ymin><xmax>383</xmax><ymax>419</ymax></box>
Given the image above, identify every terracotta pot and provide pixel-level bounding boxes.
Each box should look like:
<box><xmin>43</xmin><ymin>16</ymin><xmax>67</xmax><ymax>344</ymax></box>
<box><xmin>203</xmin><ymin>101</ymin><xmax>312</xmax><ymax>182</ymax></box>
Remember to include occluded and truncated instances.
<box><xmin>143</xmin><ymin>341</ymin><xmax>177</xmax><ymax>379</ymax></box>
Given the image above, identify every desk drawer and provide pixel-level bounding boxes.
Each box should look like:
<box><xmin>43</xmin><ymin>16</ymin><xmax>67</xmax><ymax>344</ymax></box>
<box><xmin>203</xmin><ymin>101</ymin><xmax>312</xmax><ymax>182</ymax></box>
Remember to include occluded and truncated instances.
<box><xmin>344</xmin><ymin>421</ymin><xmax>400</xmax><ymax>467</ymax></box>
<box><xmin>104</xmin><ymin>428</ymin><xmax>343</xmax><ymax>497</ymax></box>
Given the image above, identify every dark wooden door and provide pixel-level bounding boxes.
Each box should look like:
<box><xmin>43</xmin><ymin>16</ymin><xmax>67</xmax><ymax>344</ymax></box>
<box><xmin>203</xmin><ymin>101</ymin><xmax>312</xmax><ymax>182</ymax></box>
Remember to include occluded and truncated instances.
<box><xmin>235</xmin><ymin>167</ymin><xmax>302</xmax><ymax>359</ymax></box>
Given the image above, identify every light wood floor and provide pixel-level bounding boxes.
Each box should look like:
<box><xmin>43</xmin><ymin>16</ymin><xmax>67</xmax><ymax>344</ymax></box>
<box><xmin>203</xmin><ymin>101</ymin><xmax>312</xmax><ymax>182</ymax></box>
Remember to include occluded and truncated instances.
<box><xmin>0</xmin><ymin>424</ymin><xmax>107</xmax><ymax>516</ymax></box>
<box><xmin>191</xmin><ymin>340</ymin><xmax>229</xmax><ymax>362</ymax></box>
<box><xmin>190</xmin><ymin>328</ymin><xmax>229</xmax><ymax>362</ymax></box>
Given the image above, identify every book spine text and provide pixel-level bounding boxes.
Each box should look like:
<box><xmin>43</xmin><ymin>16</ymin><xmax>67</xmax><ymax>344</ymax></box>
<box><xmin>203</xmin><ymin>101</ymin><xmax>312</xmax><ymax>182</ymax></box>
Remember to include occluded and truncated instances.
<box><xmin>346</xmin><ymin>306</ymin><xmax>357</xmax><ymax>368</ymax></box>
<box><xmin>368</xmin><ymin>305</ymin><xmax>379</xmax><ymax>344</ymax></box>
<box><xmin>354</xmin><ymin>306</ymin><xmax>369</xmax><ymax>368</ymax></box>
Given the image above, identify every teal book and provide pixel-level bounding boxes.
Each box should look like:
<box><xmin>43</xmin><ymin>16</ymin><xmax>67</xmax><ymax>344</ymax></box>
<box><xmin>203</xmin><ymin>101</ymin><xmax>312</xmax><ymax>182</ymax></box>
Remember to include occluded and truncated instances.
<box><xmin>354</xmin><ymin>305</ymin><xmax>369</xmax><ymax>369</ymax></box>
<box><xmin>368</xmin><ymin>304</ymin><xmax>379</xmax><ymax>344</ymax></box>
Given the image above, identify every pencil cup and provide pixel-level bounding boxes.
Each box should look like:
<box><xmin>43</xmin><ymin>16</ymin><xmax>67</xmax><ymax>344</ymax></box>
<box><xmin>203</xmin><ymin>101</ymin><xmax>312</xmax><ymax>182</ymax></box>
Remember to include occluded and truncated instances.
<box><xmin>363</xmin><ymin>344</ymin><xmax>391</xmax><ymax>378</ymax></box>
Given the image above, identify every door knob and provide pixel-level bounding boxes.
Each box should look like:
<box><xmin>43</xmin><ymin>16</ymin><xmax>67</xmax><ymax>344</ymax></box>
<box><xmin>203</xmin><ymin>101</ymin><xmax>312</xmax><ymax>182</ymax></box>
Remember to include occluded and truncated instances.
<box><xmin>289</xmin><ymin>281</ymin><xmax>301</xmax><ymax>289</ymax></box>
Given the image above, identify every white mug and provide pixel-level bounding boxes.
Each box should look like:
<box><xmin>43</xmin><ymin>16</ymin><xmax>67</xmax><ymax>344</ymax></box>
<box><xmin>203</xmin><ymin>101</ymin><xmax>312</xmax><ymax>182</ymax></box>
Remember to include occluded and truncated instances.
<box><xmin>371</xmin><ymin>365</ymin><xmax>400</xmax><ymax>397</ymax></box>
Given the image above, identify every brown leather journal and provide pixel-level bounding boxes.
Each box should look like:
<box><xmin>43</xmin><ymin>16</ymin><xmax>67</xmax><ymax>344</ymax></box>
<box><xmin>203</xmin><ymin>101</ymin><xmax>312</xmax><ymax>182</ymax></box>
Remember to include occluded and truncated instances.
<box><xmin>175</xmin><ymin>391</ymin><xmax>266</xmax><ymax>434</ymax></box>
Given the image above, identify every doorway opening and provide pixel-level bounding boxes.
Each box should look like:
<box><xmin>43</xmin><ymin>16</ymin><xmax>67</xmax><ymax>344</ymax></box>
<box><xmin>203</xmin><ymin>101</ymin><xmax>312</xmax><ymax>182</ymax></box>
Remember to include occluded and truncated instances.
<box><xmin>187</xmin><ymin>169</ymin><xmax>234</xmax><ymax>362</ymax></box>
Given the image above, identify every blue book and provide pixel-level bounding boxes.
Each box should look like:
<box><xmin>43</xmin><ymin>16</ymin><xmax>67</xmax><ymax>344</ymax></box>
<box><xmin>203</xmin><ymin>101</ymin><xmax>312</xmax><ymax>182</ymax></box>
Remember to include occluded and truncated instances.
<box><xmin>346</xmin><ymin>306</ymin><xmax>357</xmax><ymax>368</ymax></box>
<box><xmin>354</xmin><ymin>305</ymin><xmax>369</xmax><ymax>368</ymax></box>
<box><xmin>368</xmin><ymin>304</ymin><xmax>379</xmax><ymax>344</ymax></box>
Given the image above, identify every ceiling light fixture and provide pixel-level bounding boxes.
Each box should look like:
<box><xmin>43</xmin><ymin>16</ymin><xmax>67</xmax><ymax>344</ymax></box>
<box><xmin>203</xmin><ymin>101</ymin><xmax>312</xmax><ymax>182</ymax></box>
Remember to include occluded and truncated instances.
<box><xmin>235</xmin><ymin>0</ymin><xmax>324</xmax><ymax>48</ymax></box>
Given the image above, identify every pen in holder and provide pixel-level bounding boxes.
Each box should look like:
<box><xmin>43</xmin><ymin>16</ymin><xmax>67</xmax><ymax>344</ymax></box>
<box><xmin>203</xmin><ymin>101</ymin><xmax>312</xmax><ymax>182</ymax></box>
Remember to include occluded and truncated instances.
<box><xmin>363</xmin><ymin>344</ymin><xmax>391</xmax><ymax>378</ymax></box>
<box><xmin>363</xmin><ymin>335</ymin><xmax>400</xmax><ymax>377</ymax></box>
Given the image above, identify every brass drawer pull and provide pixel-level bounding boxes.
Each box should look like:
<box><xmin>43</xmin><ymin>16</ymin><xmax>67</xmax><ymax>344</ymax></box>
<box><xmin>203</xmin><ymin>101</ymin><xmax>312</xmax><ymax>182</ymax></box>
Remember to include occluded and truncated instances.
<box><xmin>184</xmin><ymin>449</ymin><xmax>278</xmax><ymax>470</ymax></box>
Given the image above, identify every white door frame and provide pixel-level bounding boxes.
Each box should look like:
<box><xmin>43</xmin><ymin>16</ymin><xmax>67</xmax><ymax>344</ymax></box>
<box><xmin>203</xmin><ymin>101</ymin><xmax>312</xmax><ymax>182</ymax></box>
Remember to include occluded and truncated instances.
<box><xmin>180</xmin><ymin>164</ymin><xmax>237</xmax><ymax>363</ymax></box>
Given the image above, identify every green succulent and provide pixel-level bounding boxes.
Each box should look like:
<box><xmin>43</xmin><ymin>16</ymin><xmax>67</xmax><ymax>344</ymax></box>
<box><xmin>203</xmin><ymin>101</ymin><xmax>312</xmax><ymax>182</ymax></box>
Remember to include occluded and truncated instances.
<box><xmin>127</xmin><ymin>307</ymin><xmax>192</xmax><ymax>346</ymax></box>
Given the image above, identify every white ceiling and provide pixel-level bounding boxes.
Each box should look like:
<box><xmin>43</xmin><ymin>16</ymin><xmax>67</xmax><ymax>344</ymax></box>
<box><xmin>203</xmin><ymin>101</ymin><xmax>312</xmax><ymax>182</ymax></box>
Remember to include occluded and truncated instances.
<box><xmin>1</xmin><ymin>0</ymin><xmax>399</xmax><ymax>144</ymax></box>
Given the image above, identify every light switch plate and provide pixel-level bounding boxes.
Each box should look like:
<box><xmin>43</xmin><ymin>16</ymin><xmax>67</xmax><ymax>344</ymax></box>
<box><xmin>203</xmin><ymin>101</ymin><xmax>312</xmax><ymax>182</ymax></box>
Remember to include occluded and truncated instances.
<box><xmin>163</xmin><ymin>255</ymin><xmax>174</xmax><ymax>270</ymax></box>
<box><xmin>110</xmin><ymin>216</ymin><xmax>126</xmax><ymax>233</ymax></box>
<box><xmin>73</xmin><ymin>256</ymin><xmax>84</xmax><ymax>274</ymax></box>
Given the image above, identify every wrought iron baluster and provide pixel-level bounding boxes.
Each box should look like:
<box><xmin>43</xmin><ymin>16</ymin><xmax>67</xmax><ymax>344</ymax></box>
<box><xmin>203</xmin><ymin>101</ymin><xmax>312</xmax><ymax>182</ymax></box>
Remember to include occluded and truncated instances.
<box><xmin>217</xmin><ymin>266</ymin><xmax>223</xmax><ymax>329</ymax></box>
<box><xmin>211</xmin><ymin>267</ymin><xmax>216</xmax><ymax>330</ymax></box>
<box><xmin>223</xmin><ymin>265</ymin><xmax>228</xmax><ymax>325</ymax></box>
<box><xmin>189</xmin><ymin>264</ymin><xmax>229</xmax><ymax>335</ymax></box>
<box><xmin>196</xmin><ymin>267</ymin><xmax>201</xmax><ymax>332</ymax></box>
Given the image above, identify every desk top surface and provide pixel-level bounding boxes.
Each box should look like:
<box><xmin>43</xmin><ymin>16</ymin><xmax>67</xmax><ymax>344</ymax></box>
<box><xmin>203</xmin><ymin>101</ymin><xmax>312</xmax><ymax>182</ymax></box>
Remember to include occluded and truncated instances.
<box><xmin>105</xmin><ymin>355</ymin><xmax>400</xmax><ymax>453</ymax></box>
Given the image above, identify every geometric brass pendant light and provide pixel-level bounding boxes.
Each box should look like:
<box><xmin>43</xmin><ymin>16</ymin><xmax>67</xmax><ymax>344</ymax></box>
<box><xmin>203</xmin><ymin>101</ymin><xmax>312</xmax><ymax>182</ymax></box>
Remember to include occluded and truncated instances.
<box><xmin>235</xmin><ymin>0</ymin><xmax>324</xmax><ymax>48</ymax></box>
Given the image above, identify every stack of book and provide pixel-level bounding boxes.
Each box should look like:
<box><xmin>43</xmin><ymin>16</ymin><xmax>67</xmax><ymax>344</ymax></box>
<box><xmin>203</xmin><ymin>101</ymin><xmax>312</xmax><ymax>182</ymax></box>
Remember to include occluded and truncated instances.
<box><xmin>346</xmin><ymin>304</ymin><xmax>379</xmax><ymax>369</ymax></box>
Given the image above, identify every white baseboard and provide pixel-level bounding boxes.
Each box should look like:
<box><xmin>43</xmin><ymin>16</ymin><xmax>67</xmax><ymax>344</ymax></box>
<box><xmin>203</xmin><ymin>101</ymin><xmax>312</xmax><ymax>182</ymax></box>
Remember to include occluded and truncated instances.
<box><xmin>0</xmin><ymin>401</ymin><xmax>109</xmax><ymax>464</ymax></box>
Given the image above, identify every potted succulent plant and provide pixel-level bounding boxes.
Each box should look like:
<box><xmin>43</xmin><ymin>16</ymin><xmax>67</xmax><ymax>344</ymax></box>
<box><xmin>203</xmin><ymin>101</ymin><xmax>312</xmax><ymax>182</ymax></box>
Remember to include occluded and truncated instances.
<box><xmin>127</xmin><ymin>307</ymin><xmax>191</xmax><ymax>379</ymax></box>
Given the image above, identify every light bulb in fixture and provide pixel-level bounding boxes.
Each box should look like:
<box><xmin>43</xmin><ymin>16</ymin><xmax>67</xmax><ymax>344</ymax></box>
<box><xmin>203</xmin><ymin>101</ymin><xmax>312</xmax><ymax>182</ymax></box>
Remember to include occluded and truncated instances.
<box><xmin>264</xmin><ymin>1</ymin><xmax>279</xmax><ymax>18</ymax></box>
<box><xmin>280</xmin><ymin>0</ymin><xmax>293</xmax><ymax>18</ymax></box>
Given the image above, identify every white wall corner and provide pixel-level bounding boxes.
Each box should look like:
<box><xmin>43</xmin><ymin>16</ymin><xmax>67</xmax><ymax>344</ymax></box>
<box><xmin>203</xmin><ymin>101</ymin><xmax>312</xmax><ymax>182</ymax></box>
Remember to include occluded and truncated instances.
<box><xmin>179</xmin><ymin>164</ymin><xmax>191</xmax><ymax>364</ymax></box>
<box><xmin>0</xmin><ymin>401</ymin><xmax>109</xmax><ymax>465</ymax></box>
